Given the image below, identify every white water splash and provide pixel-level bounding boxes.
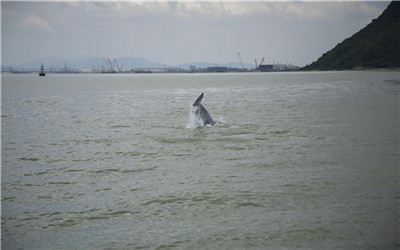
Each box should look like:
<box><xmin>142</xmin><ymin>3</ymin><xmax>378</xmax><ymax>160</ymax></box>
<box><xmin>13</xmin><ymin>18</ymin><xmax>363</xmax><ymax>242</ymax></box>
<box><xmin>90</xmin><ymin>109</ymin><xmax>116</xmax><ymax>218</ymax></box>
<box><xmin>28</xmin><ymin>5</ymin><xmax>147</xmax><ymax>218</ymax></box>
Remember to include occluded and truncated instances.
<box><xmin>187</xmin><ymin>106</ymin><xmax>204</xmax><ymax>128</ymax></box>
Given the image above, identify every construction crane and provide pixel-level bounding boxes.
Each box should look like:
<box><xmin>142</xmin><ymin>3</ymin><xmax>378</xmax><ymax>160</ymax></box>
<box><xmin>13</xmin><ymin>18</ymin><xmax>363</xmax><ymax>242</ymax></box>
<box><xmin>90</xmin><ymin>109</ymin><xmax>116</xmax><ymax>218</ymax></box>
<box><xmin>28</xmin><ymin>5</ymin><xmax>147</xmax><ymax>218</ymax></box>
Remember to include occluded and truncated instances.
<box><xmin>107</xmin><ymin>58</ymin><xmax>115</xmax><ymax>72</ymax></box>
<box><xmin>103</xmin><ymin>58</ymin><xmax>116</xmax><ymax>73</ymax></box>
<box><xmin>255</xmin><ymin>57</ymin><xmax>265</xmax><ymax>71</ymax></box>
<box><xmin>237</xmin><ymin>52</ymin><xmax>244</xmax><ymax>71</ymax></box>
<box><xmin>114</xmin><ymin>58</ymin><xmax>123</xmax><ymax>73</ymax></box>
<box><xmin>259</xmin><ymin>58</ymin><xmax>265</xmax><ymax>68</ymax></box>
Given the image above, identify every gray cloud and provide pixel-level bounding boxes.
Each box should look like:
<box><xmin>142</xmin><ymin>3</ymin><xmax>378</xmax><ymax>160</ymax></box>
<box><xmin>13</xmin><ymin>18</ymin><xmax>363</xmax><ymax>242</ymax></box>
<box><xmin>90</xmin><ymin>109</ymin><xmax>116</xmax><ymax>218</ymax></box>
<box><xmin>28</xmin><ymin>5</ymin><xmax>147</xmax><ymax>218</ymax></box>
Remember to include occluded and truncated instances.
<box><xmin>2</xmin><ymin>1</ymin><xmax>389</xmax><ymax>67</ymax></box>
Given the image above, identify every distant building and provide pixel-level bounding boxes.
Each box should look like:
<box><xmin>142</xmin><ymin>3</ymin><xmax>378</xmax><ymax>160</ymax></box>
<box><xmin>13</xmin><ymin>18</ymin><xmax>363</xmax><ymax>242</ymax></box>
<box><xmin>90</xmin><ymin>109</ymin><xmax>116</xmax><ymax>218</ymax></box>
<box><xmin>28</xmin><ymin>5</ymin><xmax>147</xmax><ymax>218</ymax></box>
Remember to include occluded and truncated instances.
<box><xmin>207</xmin><ymin>66</ymin><xmax>228</xmax><ymax>72</ymax></box>
<box><xmin>259</xmin><ymin>64</ymin><xmax>273</xmax><ymax>72</ymax></box>
<box><xmin>259</xmin><ymin>64</ymin><xmax>299</xmax><ymax>72</ymax></box>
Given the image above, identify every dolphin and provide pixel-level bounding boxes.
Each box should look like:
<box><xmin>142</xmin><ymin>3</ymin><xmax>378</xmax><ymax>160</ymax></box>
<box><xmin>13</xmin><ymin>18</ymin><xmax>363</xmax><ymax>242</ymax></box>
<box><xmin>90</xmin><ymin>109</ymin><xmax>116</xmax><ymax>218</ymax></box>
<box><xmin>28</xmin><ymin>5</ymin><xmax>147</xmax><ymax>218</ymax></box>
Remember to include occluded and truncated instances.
<box><xmin>192</xmin><ymin>93</ymin><xmax>216</xmax><ymax>126</ymax></box>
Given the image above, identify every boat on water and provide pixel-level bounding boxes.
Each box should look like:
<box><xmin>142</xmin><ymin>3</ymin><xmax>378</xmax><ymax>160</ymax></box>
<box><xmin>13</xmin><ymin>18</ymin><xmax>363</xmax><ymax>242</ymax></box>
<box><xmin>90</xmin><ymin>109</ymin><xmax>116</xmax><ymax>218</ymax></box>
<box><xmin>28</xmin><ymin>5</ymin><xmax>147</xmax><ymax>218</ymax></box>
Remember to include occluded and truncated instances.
<box><xmin>39</xmin><ymin>63</ymin><xmax>46</xmax><ymax>76</ymax></box>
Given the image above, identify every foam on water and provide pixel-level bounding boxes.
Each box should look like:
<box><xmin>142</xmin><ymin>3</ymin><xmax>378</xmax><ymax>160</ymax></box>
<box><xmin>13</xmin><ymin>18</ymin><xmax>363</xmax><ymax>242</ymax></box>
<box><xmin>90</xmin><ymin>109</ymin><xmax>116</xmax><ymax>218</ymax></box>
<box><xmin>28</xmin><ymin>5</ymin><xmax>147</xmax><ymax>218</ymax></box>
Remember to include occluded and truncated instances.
<box><xmin>187</xmin><ymin>105</ymin><xmax>204</xmax><ymax>128</ymax></box>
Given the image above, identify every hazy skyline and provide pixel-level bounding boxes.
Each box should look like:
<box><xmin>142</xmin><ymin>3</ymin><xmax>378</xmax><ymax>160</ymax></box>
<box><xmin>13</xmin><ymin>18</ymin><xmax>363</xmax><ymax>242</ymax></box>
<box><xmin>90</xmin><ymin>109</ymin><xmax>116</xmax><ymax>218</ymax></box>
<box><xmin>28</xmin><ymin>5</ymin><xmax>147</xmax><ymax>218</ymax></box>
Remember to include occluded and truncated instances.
<box><xmin>2</xmin><ymin>1</ymin><xmax>390</xmax><ymax>67</ymax></box>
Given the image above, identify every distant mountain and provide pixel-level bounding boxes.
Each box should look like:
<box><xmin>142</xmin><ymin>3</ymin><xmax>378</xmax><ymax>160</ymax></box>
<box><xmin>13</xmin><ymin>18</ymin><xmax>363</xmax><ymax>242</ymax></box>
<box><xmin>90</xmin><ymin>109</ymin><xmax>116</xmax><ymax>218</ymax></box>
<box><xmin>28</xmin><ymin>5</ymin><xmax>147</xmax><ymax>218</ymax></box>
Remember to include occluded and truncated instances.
<box><xmin>303</xmin><ymin>1</ymin><xmax>400</xmax><ymax>70</ymax></box>
<box><xmin>2</xmin><ymin>56</ymin><xmax>257</xmax><ymax>72</ymax></box>
<box><xmin>2</xmin><ymin>56</ymin><xmax>164</xmax><ymax>72</ymax></box>
<box><xmin>113</xmin><ymin>57</ymin><xmax>164</xmax><ymax>71</ymax></box>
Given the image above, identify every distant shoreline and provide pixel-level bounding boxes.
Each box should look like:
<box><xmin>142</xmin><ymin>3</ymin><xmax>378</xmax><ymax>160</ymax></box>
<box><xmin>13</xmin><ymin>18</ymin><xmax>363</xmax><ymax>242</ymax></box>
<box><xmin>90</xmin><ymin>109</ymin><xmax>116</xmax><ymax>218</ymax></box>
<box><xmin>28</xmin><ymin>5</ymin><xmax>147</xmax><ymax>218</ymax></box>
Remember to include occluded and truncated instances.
<box><xmin>2</xmin><ymin>68</ymin><xmax>399</xmax><ymax>75</ymax></box>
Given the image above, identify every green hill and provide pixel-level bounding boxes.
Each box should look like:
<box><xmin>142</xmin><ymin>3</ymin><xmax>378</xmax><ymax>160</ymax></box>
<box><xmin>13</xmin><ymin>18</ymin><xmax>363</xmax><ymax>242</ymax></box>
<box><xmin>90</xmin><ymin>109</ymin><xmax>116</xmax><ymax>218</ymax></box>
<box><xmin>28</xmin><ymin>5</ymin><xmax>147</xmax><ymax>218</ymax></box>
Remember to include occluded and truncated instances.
<box><xmin>303</xmin><ymin>1</ymin><xmax>400</xmax><ymax>70</ymax></box>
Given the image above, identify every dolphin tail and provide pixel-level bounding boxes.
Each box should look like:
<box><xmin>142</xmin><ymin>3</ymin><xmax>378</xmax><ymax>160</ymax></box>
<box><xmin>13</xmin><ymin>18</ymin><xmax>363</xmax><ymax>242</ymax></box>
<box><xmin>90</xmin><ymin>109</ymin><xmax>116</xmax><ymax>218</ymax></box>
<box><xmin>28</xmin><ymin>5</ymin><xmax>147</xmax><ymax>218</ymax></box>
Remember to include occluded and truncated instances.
<box><xmin>193</xmin><ymin>93</ymin><xmax>204</xmax><ymax>106</ymax></box>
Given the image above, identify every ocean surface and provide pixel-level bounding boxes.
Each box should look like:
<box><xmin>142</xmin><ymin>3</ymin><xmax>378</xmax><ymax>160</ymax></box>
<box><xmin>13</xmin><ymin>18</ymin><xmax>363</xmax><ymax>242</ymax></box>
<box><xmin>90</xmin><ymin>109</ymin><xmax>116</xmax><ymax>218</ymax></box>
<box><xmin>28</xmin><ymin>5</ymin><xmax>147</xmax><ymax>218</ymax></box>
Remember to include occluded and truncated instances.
<box><xmin>2</xmin><ymin>71</ymin><xmax>399</xmax><ymax>249</ymax></box>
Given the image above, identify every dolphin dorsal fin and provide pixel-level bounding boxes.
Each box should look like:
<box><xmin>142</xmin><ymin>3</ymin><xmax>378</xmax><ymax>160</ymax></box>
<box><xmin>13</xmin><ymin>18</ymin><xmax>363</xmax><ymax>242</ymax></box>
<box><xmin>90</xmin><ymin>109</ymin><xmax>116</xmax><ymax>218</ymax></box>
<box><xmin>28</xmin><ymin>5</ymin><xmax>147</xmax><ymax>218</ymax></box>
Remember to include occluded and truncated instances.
<box><xmin>193</xmin><ymin>93</ymin><xmax>204</xmax><ymax>106</ymax></box>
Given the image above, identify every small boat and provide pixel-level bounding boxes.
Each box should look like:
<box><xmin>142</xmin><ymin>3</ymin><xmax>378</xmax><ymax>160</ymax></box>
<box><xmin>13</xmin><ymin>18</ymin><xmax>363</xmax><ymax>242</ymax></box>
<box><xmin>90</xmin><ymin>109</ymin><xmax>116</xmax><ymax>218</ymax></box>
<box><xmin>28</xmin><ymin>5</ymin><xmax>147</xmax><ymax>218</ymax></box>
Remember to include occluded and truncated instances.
<box><xmin>39</xmin><ymin>63</ymin><xmax>46</xmax><ymax>76</ymax></box>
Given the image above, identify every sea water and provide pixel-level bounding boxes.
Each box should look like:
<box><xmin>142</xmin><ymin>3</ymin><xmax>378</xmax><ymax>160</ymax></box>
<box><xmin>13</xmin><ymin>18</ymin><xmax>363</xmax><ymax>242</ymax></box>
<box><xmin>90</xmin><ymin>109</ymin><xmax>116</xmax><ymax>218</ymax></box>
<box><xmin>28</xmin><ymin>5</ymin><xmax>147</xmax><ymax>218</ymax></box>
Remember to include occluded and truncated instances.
<box><xmin>2</xmin><ymin>71</ymin><xmax>399</xmax><ymax>249</ymax></box>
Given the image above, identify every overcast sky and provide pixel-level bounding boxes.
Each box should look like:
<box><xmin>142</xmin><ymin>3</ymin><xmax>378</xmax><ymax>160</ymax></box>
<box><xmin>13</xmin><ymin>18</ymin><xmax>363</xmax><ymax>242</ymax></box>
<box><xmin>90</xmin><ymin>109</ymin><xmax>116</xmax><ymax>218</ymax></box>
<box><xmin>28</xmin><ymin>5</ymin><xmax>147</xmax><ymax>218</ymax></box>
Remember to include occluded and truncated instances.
<box><xmin>2</xmin><ymin>1</ymin><xmax>390</xmax><ymax>67</ymax></box>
